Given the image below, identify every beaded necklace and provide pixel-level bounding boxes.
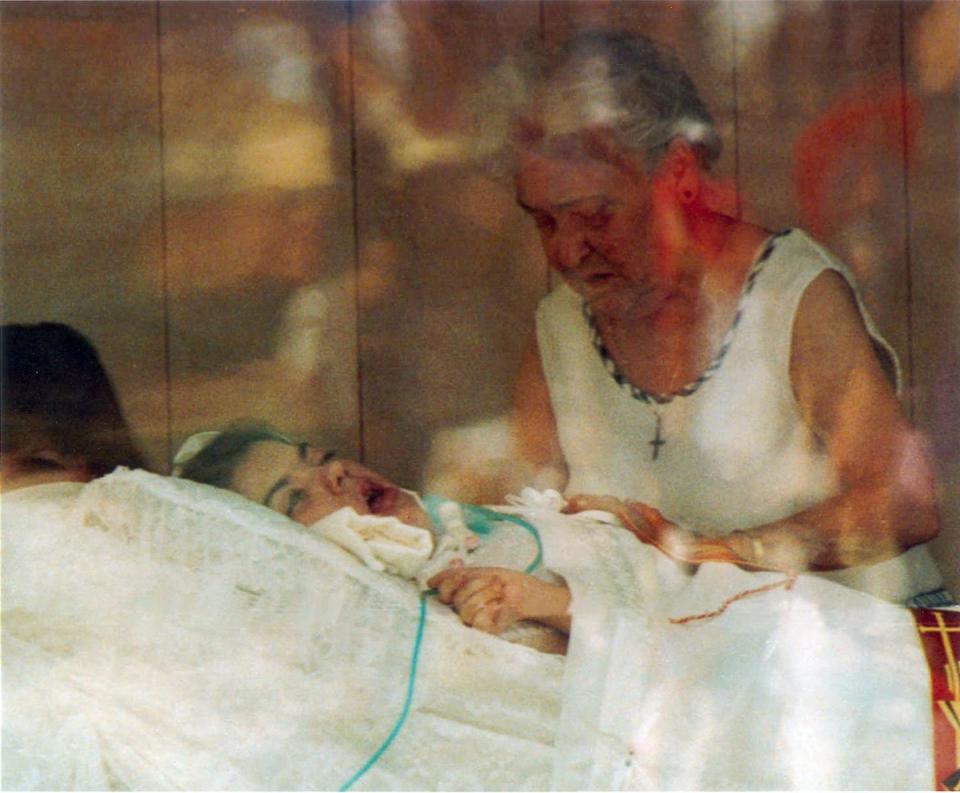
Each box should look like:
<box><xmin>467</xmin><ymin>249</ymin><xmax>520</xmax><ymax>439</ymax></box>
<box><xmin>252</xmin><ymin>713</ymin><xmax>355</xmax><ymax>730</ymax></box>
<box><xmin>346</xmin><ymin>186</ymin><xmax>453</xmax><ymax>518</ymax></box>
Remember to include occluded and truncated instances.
<box><xmin>583</xmin><ymin>230</ymin><xmax>789</xmax><ymax>459</ymax></box>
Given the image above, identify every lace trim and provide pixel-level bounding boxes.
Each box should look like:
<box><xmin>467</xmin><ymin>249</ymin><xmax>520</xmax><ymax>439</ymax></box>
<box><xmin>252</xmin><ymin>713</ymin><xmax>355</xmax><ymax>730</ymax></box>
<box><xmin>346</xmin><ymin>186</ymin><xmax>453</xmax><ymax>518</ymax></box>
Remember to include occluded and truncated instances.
<box><xmin>583</xmin><ymin>229</ymin><xmax>791</xmax><ymax>406</ymax></box>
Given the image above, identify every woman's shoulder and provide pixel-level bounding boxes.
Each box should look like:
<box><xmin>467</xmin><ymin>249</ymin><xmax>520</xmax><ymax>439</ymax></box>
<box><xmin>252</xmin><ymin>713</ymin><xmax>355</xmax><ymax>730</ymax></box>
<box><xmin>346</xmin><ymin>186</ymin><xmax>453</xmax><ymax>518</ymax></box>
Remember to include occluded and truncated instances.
<box><xmin>744</xmin><ymin>227</ymin><xmax>859</xmax><ymax>296</ymax></box>
<box><xmin>538</xmin><ymin>280</ymin><xmax>578</xmax><ymax>308</ymax></box>
<box><xmin>765</xmin><ymin>227</ymin><xmax>847</xmax><ymax>270</ymax></box>
<box><xmin>536</xmin><ymin>281</ymin><xmax>581</xmax><ymax>325</ymax></box>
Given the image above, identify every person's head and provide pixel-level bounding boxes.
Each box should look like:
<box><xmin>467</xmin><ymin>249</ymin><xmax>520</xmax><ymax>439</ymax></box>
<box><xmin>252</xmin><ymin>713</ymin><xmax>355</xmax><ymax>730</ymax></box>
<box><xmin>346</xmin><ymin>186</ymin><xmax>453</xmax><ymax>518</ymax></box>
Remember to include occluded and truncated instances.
<box><xmin>1</xmin><ymin>322</ymin><xmax>145</xmax><ymax>489</ymax></box>
<box><xmin>178</xmin><ymin>422</ymin><xmax>431</xmax><ymax>530</ymax></box>
<box><xmin>520</xmin><ymin>30</ymin><xmax>720</xmax><ymax>172</ymax></box>
<box><xmin>513</xmin><ymin>31</ymin><xmax>721</xmax><ymax>318</ymax></box>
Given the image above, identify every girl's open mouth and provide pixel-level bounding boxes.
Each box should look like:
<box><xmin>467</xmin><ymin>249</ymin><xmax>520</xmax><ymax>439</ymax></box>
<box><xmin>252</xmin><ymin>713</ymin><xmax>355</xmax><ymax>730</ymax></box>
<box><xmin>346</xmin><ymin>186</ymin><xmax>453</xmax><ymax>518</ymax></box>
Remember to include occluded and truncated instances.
<box><xmin>363</xmin><ymin>482</ymin><xmax>397</xmax><ymax>515</ymax></box>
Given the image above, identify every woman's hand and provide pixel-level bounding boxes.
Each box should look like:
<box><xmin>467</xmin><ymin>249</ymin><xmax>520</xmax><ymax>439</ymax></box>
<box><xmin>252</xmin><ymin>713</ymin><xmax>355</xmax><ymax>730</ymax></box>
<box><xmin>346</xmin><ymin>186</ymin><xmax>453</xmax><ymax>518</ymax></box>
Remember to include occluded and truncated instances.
<box><xmin>564</xmin><ymin>494</ymin><xmax>788</xmax><ymax>570</ymax></box>
<box><xmin>564</xmin><ymin>494</ymin><xmax>692</xmax><ymax>553</ymax></box>
<box><xmin>427</xmin><ymin>566</ymin><xmax>571</xmax><ymax>635</ymax></box>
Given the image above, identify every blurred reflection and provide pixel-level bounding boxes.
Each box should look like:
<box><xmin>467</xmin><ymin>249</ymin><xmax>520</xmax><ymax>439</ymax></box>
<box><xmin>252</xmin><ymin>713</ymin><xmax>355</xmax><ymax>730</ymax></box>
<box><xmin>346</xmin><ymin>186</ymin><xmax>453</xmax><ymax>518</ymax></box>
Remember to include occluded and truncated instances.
<box><xmin>235</xmin><ymin>20</ymin><xmax>315</xmax><ymax>104</ymax></box>
<box><xmin>1</xmin><ymin>4</ymin><xmax>173</xmax><ymax>468</ymax></box>
<box><xmin>911</xmin><ymin>0</ymin><xmax>960</xmax><ymax>95</ymax></box>
<box><xmin>787</xmin><ymin>0</ymin><xmax>959</xmax><ymax>475</ymax></box>
<box><xmin>140</xmin><ymin>6</ymin><xmax>359</xmax><ymax>460</ymax></box>
<box><xmin>908</xmin><ymin>0</ymin><xmax>960</xmax><ymax>473</ymax></box>
<box><xmin>792</xmin><ymin>80</ymin><xmax>920</xmax><ymax>332</ymax></box>
<box><xmin>324</xmin><ymin>1</ymin><xmax>544</xmax><ymax>486</ymax></box>
<box><xmin>704</xmin><ymin>1</ymin><xmax>783</xmax><ymax>109</ymax></box>
<box><xmin>423</xmin><ymin>415</ymin><xmax>548</xmax><ymax>506</ymax></box>
<box><xmin>165</xmin><ymin>278</ymin><xmax>357</xmax><ymax>454</ymax></box>
<box><xmin>161</xmin><ymin>14</ymin><xmax>335</xmax><ymax>199</ymax></box>
<box><xmin>333</xmin><ymin>1</ymin><xmax>532</xmax><ymax>173</ymax></box>
<box><xmin>5</xmin><ymin>0</ymin><xmax>957</xmax><ymax>519</ymax></box>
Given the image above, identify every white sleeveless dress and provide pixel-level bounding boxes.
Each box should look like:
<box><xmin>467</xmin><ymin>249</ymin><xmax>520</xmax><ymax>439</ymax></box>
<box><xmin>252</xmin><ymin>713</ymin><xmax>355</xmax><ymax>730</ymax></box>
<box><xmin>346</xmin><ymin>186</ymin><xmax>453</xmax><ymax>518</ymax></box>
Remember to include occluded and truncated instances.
<box><xmin>536</xmin><ymin>228</ymin><xmax>945</xmax><ymax>603</ymax></box>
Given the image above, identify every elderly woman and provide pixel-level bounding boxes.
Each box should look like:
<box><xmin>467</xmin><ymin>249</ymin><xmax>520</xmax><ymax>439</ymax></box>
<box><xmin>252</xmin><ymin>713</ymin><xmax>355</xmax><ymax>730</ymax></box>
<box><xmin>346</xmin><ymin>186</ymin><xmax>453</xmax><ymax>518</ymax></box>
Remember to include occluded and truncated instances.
<box><xmin>509</xmin><ymin>31</ymin><xmax>948</xmax><ymax>606</ymax></box>
<box><xmin>178</xmin><ymin>422</ymin><xmax>572</xmax><ymax>645</ymax></box>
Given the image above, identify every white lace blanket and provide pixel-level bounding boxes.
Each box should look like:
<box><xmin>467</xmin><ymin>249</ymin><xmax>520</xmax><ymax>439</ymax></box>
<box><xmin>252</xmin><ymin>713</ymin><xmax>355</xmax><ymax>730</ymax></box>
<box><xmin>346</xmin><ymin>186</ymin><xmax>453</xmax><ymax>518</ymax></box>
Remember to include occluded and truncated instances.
<box><xmin>3</xmin><ymin>473</ymin><xmax>938</xmax><ymax>790</ymax></box>
<box><xmin>523</xmin><ymin>508</ymin><xmax>936</xmax><ymax>790</ymax></box>
<box><xmin>2</xmin><ymin>471</ymin><xmax>562</xmax><ymax>791</ymax></box>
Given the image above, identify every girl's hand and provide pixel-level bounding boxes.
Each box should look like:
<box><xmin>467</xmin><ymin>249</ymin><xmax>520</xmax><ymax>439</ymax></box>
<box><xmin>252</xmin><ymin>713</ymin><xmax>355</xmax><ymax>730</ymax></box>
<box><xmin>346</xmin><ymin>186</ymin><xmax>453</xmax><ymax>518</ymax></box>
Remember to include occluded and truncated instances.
<box><xmin>427</xmin><ymin>566</ymin><xmax>571</xmax><ymax>635</ymax></box>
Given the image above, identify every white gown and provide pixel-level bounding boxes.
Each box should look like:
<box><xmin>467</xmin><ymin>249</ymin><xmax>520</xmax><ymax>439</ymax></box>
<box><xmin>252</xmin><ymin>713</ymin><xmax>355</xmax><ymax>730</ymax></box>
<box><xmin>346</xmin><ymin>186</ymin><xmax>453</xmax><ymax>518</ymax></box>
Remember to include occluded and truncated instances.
<box><xmin>536</xmin><ymin>228</ymin><xmax>945</xmax><ymax>603</ymax></box>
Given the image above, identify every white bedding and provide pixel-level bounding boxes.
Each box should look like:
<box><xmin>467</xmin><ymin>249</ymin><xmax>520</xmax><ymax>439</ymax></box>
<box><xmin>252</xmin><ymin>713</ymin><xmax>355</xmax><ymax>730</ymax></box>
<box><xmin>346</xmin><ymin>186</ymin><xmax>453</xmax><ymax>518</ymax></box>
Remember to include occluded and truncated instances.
<box><xmin>529</xmin><ymin>509</ymin><xmax>936</xmax><ymax>790</ymax></box>
<box><xmin>1</xmin><ymin>470</ymin><xmax>941</xmax><ymax>790</ymax></box>
<box><xmin>2</xmin><ymin>472</ymin><xmax>562</xmax><ymax>790</ymax></box>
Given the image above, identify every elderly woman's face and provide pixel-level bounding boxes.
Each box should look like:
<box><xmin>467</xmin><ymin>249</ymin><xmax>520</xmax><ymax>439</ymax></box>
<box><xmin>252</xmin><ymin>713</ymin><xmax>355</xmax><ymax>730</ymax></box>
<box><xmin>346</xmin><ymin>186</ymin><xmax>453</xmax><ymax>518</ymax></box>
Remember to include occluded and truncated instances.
<box><xmin>515</xmin><ymin>144</ymin><xmax>687</xmax><ymax>320</ymax></box>
<box><xmin>230</xmin><ymin>440</ymin><xmax>431</xmax><ymax>530</ymax></box>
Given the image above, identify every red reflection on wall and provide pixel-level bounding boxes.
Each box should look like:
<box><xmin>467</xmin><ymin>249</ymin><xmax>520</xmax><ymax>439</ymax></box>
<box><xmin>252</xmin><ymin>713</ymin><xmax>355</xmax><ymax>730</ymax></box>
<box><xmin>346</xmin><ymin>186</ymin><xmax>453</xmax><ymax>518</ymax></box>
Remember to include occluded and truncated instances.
<box><xmin>792</xmin><ymin>80</ymin><xmax>920</xmax><ymax>243</ymax></box>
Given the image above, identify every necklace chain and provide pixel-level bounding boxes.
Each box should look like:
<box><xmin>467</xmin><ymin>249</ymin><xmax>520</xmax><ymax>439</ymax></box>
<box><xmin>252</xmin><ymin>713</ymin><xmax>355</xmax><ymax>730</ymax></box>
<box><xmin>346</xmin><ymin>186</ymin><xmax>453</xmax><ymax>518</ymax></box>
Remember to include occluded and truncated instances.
<box><xmin>582</xmin><ymin>230</ymin><xmax>787</xmax><ymax>455</ymax></box>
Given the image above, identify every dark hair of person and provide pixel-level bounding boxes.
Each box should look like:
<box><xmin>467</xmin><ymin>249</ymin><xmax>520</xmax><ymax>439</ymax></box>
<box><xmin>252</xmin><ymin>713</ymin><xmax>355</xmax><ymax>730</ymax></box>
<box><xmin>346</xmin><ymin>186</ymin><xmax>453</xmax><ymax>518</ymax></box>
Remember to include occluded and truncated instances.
<box><xmin>178</xmin><ymin>421</ymin><xmax>294</xmax><ymax>490</ymax></box>
<box><xmin>1</xmin><ymin>322</ymin><xmax>146</xmax><ymax>477</ymax></box>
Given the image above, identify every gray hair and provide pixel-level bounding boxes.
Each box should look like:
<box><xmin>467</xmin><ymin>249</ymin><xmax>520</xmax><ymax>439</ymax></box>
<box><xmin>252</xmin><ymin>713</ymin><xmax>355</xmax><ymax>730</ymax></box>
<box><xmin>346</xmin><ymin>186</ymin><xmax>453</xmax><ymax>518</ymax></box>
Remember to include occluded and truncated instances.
<box><xmin>520</xmin><ymin>30</ymin><xmax>721</xmax><ymax>168</ymax></box>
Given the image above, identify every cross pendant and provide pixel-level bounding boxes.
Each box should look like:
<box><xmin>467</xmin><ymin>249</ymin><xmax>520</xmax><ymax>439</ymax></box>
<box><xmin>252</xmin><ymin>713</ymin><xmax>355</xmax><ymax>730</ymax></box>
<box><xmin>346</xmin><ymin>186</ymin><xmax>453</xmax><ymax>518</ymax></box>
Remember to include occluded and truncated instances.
<box><xmin>649</xmin><ymin>412</ymin><xmax>666</xmax><ymax>460</ymax></box>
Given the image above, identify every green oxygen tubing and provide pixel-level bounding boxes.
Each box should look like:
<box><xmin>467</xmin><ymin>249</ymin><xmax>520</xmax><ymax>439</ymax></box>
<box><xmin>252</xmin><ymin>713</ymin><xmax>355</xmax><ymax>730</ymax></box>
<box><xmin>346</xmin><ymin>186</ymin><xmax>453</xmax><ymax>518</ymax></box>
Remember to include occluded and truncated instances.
<box><xmin>338</xmin><ymin>497</ymin><xmax>543</xmax><ymax>791</ymax></box>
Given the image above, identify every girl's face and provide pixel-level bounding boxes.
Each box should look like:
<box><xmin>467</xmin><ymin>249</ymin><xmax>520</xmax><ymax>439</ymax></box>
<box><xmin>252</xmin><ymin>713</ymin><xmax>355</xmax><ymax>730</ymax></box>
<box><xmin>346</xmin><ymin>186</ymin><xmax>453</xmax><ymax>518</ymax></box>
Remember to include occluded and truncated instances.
<box><xmin>230</xmin><ymin>440</ymin><xmax>431</xmax><ymax>530</ymax></box>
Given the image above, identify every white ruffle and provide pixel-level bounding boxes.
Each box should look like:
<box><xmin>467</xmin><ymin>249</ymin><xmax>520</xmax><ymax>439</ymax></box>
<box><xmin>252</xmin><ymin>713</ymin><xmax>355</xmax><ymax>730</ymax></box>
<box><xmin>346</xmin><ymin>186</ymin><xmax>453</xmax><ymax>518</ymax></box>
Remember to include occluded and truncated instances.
<box><xmin>307</xmin><ymin>506</ymin><xmax>434</xmax><ymax>578</ymax></box>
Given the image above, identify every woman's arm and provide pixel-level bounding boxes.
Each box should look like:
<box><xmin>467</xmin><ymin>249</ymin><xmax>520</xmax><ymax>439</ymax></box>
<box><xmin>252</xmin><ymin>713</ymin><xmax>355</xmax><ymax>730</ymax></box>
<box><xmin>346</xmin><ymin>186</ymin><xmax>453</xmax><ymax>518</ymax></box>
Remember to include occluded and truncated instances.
<box><xmin>569</xmin><ymin>271</ymin><xmax>940</xmax><ymax>573</ymax></box>
<box><xmin>510</xmin><ymin>336</ymin><xmax>569</xmax><ymax>492</ymax></box>
<box><xmin>743</xmin><ymin>269</ymin><xmax>939</xmax><ymax>569</ymax></box>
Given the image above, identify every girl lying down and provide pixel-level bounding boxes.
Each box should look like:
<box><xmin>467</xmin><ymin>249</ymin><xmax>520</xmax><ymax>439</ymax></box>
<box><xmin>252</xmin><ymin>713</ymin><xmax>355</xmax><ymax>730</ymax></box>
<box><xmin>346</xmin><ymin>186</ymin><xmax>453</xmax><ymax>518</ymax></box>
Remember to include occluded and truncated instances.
<box><xmin>176</xmin><ymin>422</ymin><xmax>575</xmax><ymax>653</ymax></box>
<box><xmin>3</xmin><ymin>461</ymin><xmax>566</xmax><ymax>790</ymax></box>
<box><xmin>4</xmin><ymin>428</ymin><xmax>954</xmax><ymax>789</ymax></box>
<box><xmin>177</xmin><ymin>421</ymin><xmax>903</xmax><ymax>650</ymax></box>
<box><xmin>178</xmin><ymin>424</ymin><xmax>584</xmax><ymax>652</ymax></box>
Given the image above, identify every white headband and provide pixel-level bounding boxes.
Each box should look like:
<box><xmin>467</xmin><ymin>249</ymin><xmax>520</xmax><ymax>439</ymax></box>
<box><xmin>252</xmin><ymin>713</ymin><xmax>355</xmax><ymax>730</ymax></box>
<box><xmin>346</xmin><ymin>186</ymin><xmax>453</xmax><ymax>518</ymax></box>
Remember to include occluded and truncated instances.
<box><xmin>172</xmin><ymin>431</ymin><xmax>222</xmax><ymax>476</ymax></box>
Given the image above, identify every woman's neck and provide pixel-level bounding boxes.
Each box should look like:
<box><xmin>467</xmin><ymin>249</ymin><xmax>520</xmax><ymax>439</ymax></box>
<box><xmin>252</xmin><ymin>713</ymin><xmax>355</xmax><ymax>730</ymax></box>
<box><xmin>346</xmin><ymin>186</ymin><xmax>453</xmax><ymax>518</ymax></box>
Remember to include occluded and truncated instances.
<box><xmin>594</xmin><ymin>214</ymin><xmax>773</xmax><ymax>395</ymax></box>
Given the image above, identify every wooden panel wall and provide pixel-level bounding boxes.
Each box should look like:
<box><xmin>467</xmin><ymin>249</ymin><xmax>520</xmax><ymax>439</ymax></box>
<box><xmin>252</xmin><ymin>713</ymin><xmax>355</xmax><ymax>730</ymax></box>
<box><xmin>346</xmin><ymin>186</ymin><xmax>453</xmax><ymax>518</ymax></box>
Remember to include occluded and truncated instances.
<box><xmin>735</xmin><ymin>1</ymin><xmax>912</xmax><ymax>375</ymax></box>
<box><xmin>349</xmin><ymin>1</ymin><xmax>545</xmax><ymax>486</ymax></box>
<box><xmin>1</xmin><ymin>1</ymin><xmax>169</xmax><ymax>467</ymax></box>
<box><xmin>2</xmin><ymin>1</ymin><xmax>956</xmax><ymax>586</ymax></box>
<box><xmin>903</xmin><ymin>1</ymin><xmax>960</xmax><ymax>596</ymax></box>
<box><xmin>154</xmin><ymin>1</ymin><xmax>359</xmax><ymax>462</ymax></box>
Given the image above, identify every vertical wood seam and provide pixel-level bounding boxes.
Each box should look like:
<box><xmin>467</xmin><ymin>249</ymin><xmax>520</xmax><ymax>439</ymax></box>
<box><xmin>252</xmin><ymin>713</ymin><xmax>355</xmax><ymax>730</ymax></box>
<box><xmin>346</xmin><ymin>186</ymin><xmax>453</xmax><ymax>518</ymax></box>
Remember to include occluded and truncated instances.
<box><xmin>346</xmin><ymin>0</ymin><xmax>365</xmax><ymax>461</ymax></box>
<box><xmin>729</xmin><ymin>1</ymin><xmax>743</xmax><ymax>221</ymax></box>
<box><xmin>539</xmin><ymin>0</ymin><xmax>550</xmax><ymax>297</ymax></box>
<box><xmin>153</xmin><ymin>0</ymin><xmax>173</xmax><ymax>471</ymax></box>
<box><xmin>897</xmin><ymin>0</ymin><xmax>916</xmax><ymax>419</ymax></box>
